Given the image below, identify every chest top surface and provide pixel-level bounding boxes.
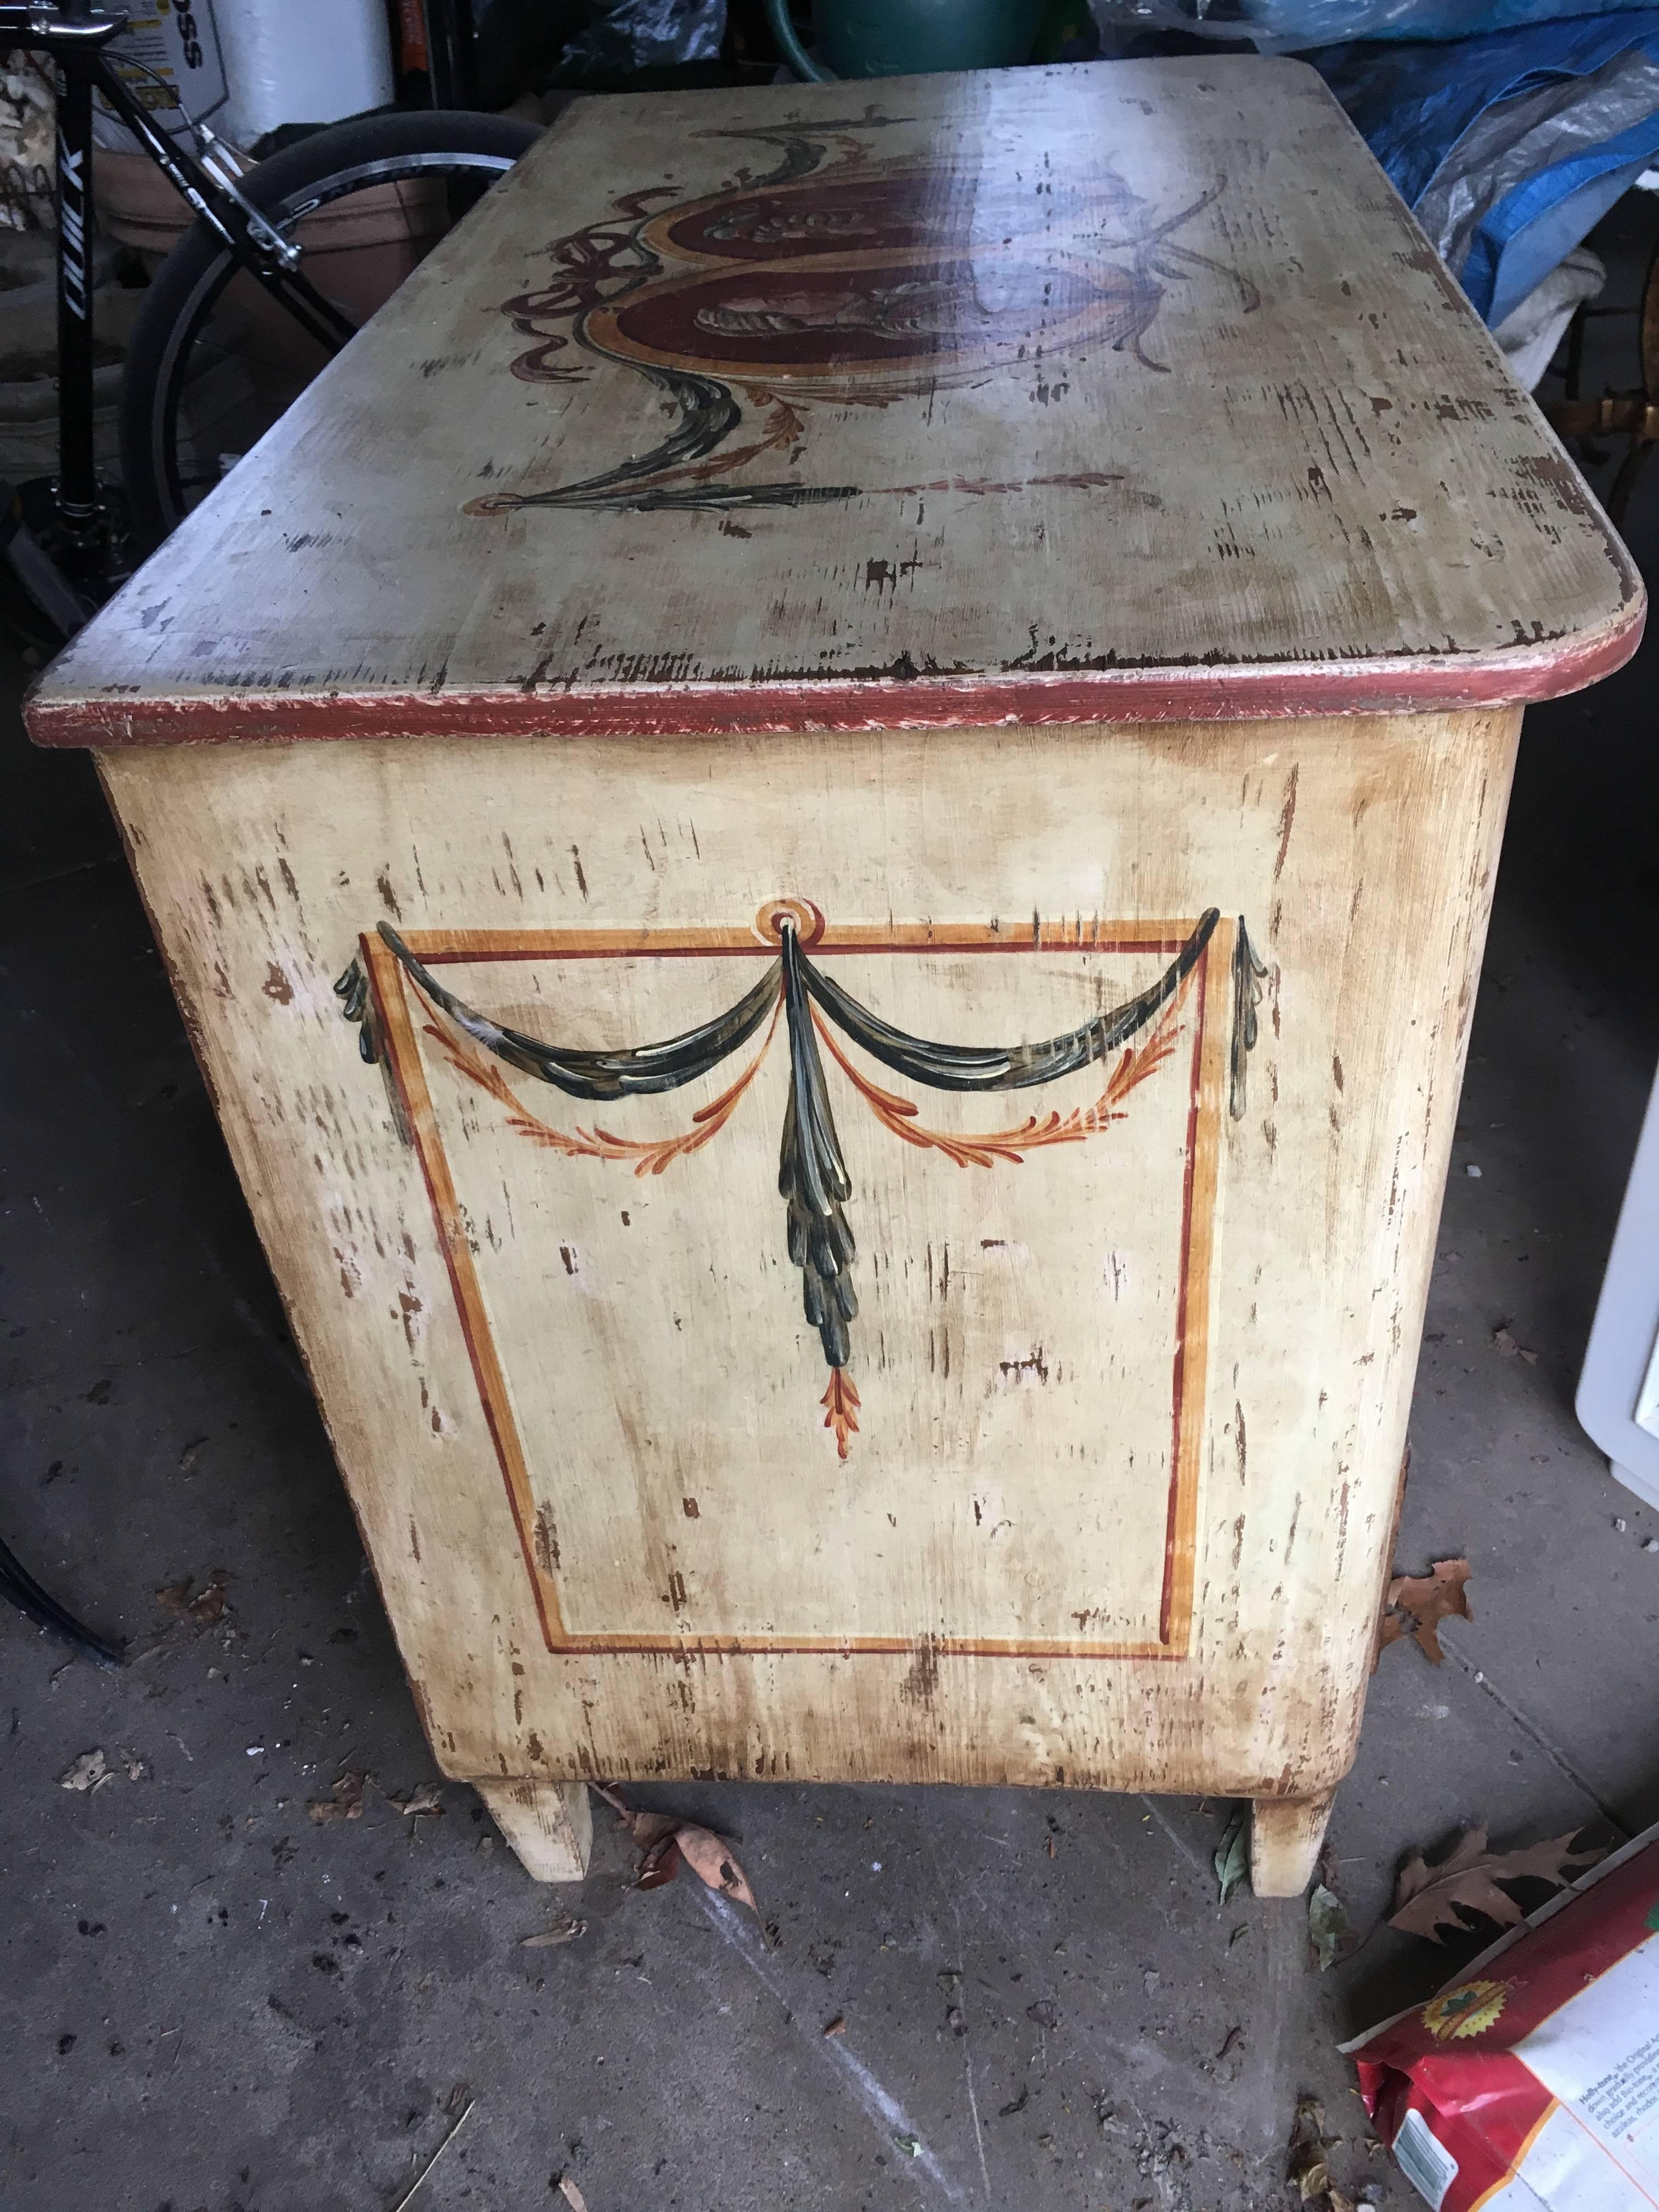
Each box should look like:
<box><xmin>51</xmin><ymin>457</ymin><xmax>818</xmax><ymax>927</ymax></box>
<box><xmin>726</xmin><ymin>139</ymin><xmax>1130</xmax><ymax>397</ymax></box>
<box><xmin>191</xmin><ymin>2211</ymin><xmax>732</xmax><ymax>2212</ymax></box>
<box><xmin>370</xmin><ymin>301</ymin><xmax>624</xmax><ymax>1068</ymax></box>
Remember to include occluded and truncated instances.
<box><xmin>32</xmin><ymin>57</ymin><xmax>1642</xmax><ymax>747</ymax></box>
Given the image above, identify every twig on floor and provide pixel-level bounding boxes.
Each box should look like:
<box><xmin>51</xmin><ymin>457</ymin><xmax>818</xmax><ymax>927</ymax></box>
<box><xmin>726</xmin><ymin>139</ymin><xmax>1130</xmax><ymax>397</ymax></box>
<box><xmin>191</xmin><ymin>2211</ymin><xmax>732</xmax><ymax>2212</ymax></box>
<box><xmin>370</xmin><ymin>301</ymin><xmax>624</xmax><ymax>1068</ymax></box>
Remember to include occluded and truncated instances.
<box><xmin>387</xmin><ymin>2098</ymin><xmax>473</xmax><ymax>2211</ymax></box>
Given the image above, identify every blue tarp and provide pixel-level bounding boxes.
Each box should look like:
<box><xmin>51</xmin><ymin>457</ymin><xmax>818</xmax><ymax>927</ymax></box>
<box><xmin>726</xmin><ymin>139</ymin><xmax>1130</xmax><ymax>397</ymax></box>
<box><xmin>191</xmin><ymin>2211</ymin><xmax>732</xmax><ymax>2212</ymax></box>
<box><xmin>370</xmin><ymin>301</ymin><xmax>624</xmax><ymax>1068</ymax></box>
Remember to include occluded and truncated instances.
<box><xmin>1312</xmin><ymin>12</ymin><xmax>1659</xmax><ymax>319</ymax></box>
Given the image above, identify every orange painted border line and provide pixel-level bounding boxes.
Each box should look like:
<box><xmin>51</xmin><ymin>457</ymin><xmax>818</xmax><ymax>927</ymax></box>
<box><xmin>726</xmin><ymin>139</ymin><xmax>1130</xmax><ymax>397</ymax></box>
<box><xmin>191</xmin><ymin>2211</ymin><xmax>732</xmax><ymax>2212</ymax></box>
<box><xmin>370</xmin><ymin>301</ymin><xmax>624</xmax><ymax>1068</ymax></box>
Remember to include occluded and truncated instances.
<box><xmin>373</xmin><ymin>921</ymin><xmax>1223</xmax><ymax>1661</ymax></box>
<box><xmin>1159</xmin><ymin>929</ymin><xmax>1227</xmax><ymax>1649</ymax></box>
<box><xmin>394</xmin><ymin>919</ymin><xmax>1206</xmax><ymax>963</ymax></box>
<box><xmin>363</xmin><ymin>930</ymin><xmax>565</xmax><ymax>1650</ymax></box>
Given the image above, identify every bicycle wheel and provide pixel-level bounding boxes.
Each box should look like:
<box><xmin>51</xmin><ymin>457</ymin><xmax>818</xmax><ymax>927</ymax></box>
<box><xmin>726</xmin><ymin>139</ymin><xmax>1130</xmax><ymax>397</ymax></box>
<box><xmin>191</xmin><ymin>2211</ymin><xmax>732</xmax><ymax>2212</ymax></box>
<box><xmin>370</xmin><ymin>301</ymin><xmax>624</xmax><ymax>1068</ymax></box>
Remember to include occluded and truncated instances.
<box><xmin>119</xmin><ymin>109</ymin><xmax>539</xmax><ymax>553</ymax></box>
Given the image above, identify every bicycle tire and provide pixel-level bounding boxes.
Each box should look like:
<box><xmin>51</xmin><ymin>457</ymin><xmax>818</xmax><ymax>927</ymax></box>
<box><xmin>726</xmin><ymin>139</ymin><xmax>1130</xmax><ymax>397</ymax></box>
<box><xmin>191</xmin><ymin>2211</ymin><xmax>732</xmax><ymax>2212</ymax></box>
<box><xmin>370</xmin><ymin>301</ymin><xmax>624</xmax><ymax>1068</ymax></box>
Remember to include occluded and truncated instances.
<box><xmin>119</xmin><ymin>109</ymin><xmax>539</xmax><ymax>553</ymax></box>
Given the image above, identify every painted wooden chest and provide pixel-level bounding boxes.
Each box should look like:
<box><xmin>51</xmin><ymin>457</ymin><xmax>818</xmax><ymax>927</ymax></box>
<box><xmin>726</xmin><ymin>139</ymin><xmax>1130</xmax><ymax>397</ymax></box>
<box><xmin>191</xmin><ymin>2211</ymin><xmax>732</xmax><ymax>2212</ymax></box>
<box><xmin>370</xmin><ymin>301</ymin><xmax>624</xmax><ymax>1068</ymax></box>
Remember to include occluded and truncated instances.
<box><xmin>30</xmin><ymin>58</ymin><xmax>1643</xmax><ymax>1893</ymax></box>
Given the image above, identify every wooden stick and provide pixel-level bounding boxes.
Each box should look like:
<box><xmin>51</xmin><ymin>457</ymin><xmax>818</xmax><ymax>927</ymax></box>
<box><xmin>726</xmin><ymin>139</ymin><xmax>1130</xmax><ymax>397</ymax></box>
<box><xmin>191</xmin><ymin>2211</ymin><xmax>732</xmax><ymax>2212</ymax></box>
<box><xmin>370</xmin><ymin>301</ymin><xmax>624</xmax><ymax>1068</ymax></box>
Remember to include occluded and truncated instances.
<box><xmin>388</xmin><ymin>2100</ymin><xmax>473</xmax><ymax>2212</ymax></box>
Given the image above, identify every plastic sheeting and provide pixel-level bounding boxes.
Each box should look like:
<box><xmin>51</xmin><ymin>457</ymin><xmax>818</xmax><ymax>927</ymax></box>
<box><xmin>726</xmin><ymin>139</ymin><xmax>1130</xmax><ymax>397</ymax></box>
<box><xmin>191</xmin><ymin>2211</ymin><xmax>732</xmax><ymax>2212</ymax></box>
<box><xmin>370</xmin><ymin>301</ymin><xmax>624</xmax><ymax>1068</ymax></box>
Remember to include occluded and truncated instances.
<box><xmin>1096</xmin><ymin>0</ymin><xmax>1656</xmax><ymax>50</ymax></box>
<box><xmin>559</xmin><ymin>0</ymin><xmax>727</xmax><ymax>80</ymax></box>
<box><xmin>1106</xmin><ymin>0</ymin><xmax>1659</xmax><ymax>48</ymax></box>
<box><xmin>1313</xmin><ymin>13</ymin><xmax>1659</xmax><ymax>321</ymax></box>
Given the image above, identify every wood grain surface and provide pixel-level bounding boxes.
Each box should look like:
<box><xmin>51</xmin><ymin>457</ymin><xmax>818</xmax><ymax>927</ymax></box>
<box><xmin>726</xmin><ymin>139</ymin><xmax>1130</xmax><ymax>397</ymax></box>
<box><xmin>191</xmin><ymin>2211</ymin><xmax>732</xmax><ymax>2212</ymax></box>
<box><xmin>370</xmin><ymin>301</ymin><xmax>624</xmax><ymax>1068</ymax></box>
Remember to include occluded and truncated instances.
<box><xmin>96</xmin><ymin>708</ymin><xmax>1520</xmax><ymax>1808</ymax></box>
<box><xmin>31</xmin><ymin>58</ymin><xmax>1640</xmax><ymax>749</ymax></box>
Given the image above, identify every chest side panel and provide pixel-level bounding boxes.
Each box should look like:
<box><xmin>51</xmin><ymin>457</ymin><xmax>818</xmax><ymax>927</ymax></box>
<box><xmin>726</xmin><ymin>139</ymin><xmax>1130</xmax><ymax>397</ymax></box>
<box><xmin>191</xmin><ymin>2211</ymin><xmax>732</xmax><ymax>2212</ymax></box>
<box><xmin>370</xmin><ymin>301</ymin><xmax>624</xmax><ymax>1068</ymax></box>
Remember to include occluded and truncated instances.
<box><xmin>99</xmin><ymin>710</ymin><xmax>1516</xmax><ymax>1791</ymax></box>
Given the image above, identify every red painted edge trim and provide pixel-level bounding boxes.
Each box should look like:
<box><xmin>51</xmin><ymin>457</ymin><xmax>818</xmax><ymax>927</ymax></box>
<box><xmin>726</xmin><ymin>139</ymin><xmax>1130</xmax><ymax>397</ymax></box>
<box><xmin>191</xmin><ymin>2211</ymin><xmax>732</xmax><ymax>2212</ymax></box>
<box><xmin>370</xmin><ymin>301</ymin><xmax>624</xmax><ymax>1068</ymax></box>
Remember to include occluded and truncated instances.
<box><xmin>24</xmin><ymin>600</ymin><xmax>1645</xmax><ymax>747</ymax></box>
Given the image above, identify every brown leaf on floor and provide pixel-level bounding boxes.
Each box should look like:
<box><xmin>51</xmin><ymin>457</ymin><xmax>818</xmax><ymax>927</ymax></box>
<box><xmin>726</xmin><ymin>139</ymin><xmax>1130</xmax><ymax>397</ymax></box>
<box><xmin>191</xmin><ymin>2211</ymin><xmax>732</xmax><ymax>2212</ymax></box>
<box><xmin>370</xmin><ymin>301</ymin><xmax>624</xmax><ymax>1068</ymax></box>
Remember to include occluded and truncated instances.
<box><xmin>59</xmin><ymin>1748</ymin><xmax>111</xmax><ymax>1792</ymax></box>
<box><xmin>1215</xmin><ymin>2026</ymin><xmax>1244</xmax><ymax>2062</ymax></box>
<box><xmin>521</xmin><ymin>1912</ymin><xmax>586</xmax><ymax>1948</ymax></box>
<box><xmin>629</xmin><ymin>1812</ymin><xmax>681</xmax><ymax>1854</ymax></box>
<box><xmin>822</xmin><ymin>2013</ymin><xmax>846</xmax><ymax>2037</ymax></box>
<box><xmin>1390</xmin><ymin>1825</ymin><xmax>1604</xmax><ymax>1942</ymax></box>
<box><xmin>388</xmin><ymin>1783</ymin><xmax>445</xmax><ymax>1818</ymax></box>
<box><xmin>675</xmin><ymin>1822</ymin><xmax>763</xmax><ymax>1920</ymax></box>
<box><xmin>1493</xmin><ymin>1324</ymin><xmax>1539</xmax><ymax>1364</ymax></box>
<box><xmin>1377</xmin><ymin>1557</ymin><xmax>1472</xmax><ymax>1664</ymax></box>
<box><xmin>594</xmin><ymin>1783</ymin><xmax>766</xmax><ymax>1937</ymax></box>
<box><xmin>306</xmin><ymin>1770</ymin><xmax>367</xmax><ymax>1824</ymax></box>
<box><xmin>155</xmin><ymin>1568</ymin><xmax>230</xmax><ymax>1630</ymax></box>
<box><xmin>555</xmin><ymin>2175</ymin><xmax>589</xmax><ymax>2211</ymax></box>
<box><xmin>636</xmin><ymin>1837</ymin><xmax>681</xmax><ymax>1891</ymax></box>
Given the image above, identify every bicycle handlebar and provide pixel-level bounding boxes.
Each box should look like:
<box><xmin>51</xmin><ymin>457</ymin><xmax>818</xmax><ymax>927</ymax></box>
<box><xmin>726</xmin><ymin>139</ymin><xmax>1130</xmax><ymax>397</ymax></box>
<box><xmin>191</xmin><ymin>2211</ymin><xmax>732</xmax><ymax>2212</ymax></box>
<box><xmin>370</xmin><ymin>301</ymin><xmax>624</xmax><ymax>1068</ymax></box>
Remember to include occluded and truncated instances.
<box><xmin>0</xmin><ymin>5</ymin><xmax>129</xmax><ymax>42</ymax></box>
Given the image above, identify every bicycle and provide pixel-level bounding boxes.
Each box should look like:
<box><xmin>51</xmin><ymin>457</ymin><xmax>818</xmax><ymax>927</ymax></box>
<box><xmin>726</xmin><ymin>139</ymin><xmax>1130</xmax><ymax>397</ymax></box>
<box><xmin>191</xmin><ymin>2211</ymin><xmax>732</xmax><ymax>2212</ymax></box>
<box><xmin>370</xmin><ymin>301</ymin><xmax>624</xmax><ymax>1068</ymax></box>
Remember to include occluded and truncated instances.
<box><xmin>0</xmin><ymin>1</ymin><xmax>537</xmax><ymax>636</ymax></box>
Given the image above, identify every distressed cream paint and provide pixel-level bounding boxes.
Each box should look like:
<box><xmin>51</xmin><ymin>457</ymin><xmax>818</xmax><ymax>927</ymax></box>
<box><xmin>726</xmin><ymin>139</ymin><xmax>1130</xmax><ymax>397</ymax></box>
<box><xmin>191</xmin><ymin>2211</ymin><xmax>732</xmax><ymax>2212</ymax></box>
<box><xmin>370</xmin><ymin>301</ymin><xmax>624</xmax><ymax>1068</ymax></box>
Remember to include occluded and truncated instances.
<box><xmin>38</xmin><ymin>59</ymin><xmax>1641</xmax><ymax>1893</ymax></box>
<box><xmin>97</xmin><ymin>713</ymin><xmax>1512</xmax><ymax>1889</ymax></box>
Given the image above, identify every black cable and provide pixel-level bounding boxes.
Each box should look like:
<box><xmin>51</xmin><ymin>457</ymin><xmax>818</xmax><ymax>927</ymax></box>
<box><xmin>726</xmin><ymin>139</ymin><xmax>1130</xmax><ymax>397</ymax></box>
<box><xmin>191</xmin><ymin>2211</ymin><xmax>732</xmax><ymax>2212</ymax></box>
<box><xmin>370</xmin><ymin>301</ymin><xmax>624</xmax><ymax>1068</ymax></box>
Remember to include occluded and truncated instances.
<box><xmin>0</xmin><ymin>1534</ymin><xmax>125</xmax><ymax>1669</ymax></box>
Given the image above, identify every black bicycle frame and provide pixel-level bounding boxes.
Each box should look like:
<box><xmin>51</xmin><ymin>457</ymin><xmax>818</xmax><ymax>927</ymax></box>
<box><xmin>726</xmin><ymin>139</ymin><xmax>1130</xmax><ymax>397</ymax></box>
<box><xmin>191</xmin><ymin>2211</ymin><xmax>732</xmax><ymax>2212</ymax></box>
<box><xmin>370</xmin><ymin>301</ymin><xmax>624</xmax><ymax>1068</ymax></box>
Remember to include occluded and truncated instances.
<box><xmin>0</xmin><ymin>2</ymin><xmax>358</xmax><ymax>546</ymax></box>
<box><xmin>52</xmin><ymin>24</ymin><xmax>99</xmax><ymax>531</ymax></box>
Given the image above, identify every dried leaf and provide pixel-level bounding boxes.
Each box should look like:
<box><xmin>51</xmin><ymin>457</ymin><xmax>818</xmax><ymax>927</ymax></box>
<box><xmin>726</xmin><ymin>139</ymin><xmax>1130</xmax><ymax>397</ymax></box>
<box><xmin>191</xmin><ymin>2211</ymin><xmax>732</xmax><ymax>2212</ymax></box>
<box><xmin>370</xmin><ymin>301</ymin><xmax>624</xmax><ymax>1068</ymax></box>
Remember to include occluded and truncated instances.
<box><xmin>822</xmin><ymin>2013</ymin><xmax>846</xmax><ymax>2037</ymax></box>
<box><xmin>675</xmin><ymin>1822</ymin><xmax>762</xmax><ymax>1923</ymax></box>
<box><xmin>1287</xmin><ymin>2095</ymin><xmax>1330</xmax><ymax>2203</ymax></box>
<box><xmin>155</xmin><ymin>1568</ymin><xmax>230</xmax><ymax>1630</ymax></box>
<box><xmin>596</xmin><ymin>1784</ymin><xmax>764</xmax><ymax>1934</ymax></box>
<box><xmin>628</xmin><ymin>1812</ymin><xmax>681</xmax><ymax>1853</ymax></box>
<box><xmin>306</xmin><ymin>1770</ymin><xmax>366</xmax><ymax>1824</ymax></box>
<box><xmin>521</xmin><ymin>1912</ymin><xmax>586</xmax><ymax>1948</ymax></box>
<box><xmin>1379</xmin><ymin>1558</ymin><xmax>1471</xmax><ymax>1664</ymax></box>
<box><xmin>1296</xmin><ymin>2156</ymin><xmax>1330</xmax><ymax>2203</ymax></box>
<box><xmin>391</xmin><ymin>1783</ymin><xmax>445</xmax><ymax>1818</ymax></box>
<box><xmin>60</xmin><ymin>1748</ymin><xmax>110</xmax><ymax>1792</ymax></box>
<box><xmin>636</xmin><ymin>1836</ymin><xmax>681</xmax><ymax>1890</ymax></box>
<box><xmin>1390</xmin><ymin>1826</ymin><xmax>1604</xmax><ymax>1943</ymax></box>
<box><xmin>555</xmin><ymin>2177</ymin><xmax>588</xmax><ymax>2212</ymax></box>
<box><xmin>1493</xmin><ymin>1325</ymin><xmax>1539</xmax><ymax>1365</ymax></box>
<box><xmin>1214</xmin><ymin>1810</ymin><xmax>1249</xmax><ymax>1904</ymax></box>
<box><xmin>1308</xmin><ymin>1882</ymin><xmax>1353</xmax><ymax>1971</ymax></box>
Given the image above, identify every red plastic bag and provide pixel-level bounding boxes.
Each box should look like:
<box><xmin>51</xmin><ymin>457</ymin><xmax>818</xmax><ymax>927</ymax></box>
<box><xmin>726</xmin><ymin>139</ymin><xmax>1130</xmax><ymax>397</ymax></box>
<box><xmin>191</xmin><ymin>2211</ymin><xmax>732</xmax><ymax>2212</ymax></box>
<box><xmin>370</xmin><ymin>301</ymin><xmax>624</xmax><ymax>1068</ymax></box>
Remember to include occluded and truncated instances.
<box><xmin>1345</xmin><ymin>1825</ymin><xmax>1659</xmax><ymax>2208</ymax></box>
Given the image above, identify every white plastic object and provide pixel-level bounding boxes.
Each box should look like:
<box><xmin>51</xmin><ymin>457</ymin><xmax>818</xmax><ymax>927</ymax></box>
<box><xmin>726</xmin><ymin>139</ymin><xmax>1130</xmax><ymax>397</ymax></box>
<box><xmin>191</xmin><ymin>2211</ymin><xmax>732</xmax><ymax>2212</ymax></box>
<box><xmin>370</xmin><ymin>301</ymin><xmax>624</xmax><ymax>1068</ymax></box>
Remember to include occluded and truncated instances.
<box><xmin>215</xmin><ymin>0</ymin><xmax>394</xmax><ymax>144</ymax></box>
<box><xmin>1491</xmin><ymin>247</ymin><xmax>1606</xmax><ymax>392</ymax></box>
<box><xmin>1577</xmin><ymin>1057</ymin><xmax>1659</xmax><ymax>1510</ymax></box>
<box><xmin>93</xmin><ymin>0</ymin><xmax>231</xmax><ymax>151</ymax></box>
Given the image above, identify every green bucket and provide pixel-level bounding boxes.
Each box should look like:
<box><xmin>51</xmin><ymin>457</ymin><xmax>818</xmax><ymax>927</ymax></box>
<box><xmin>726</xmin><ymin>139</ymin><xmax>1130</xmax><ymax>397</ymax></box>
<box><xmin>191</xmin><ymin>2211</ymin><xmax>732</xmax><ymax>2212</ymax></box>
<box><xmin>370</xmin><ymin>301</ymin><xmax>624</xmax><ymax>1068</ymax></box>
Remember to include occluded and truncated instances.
<box><xmin>765</xmin><ymin>0</ymin><xmax>1051</xmax><ymax>81</ymax></box>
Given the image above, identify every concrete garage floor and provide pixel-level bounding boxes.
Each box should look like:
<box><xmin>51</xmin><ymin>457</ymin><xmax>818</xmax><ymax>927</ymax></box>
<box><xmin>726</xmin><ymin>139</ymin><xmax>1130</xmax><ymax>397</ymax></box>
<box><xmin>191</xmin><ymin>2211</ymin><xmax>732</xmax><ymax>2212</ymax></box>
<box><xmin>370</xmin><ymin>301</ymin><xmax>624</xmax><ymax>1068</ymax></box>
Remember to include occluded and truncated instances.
<box><xmin>4</xmin><ymin>278</ymin><xmax>1659</xmax><ymax>2212</ymax></box>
